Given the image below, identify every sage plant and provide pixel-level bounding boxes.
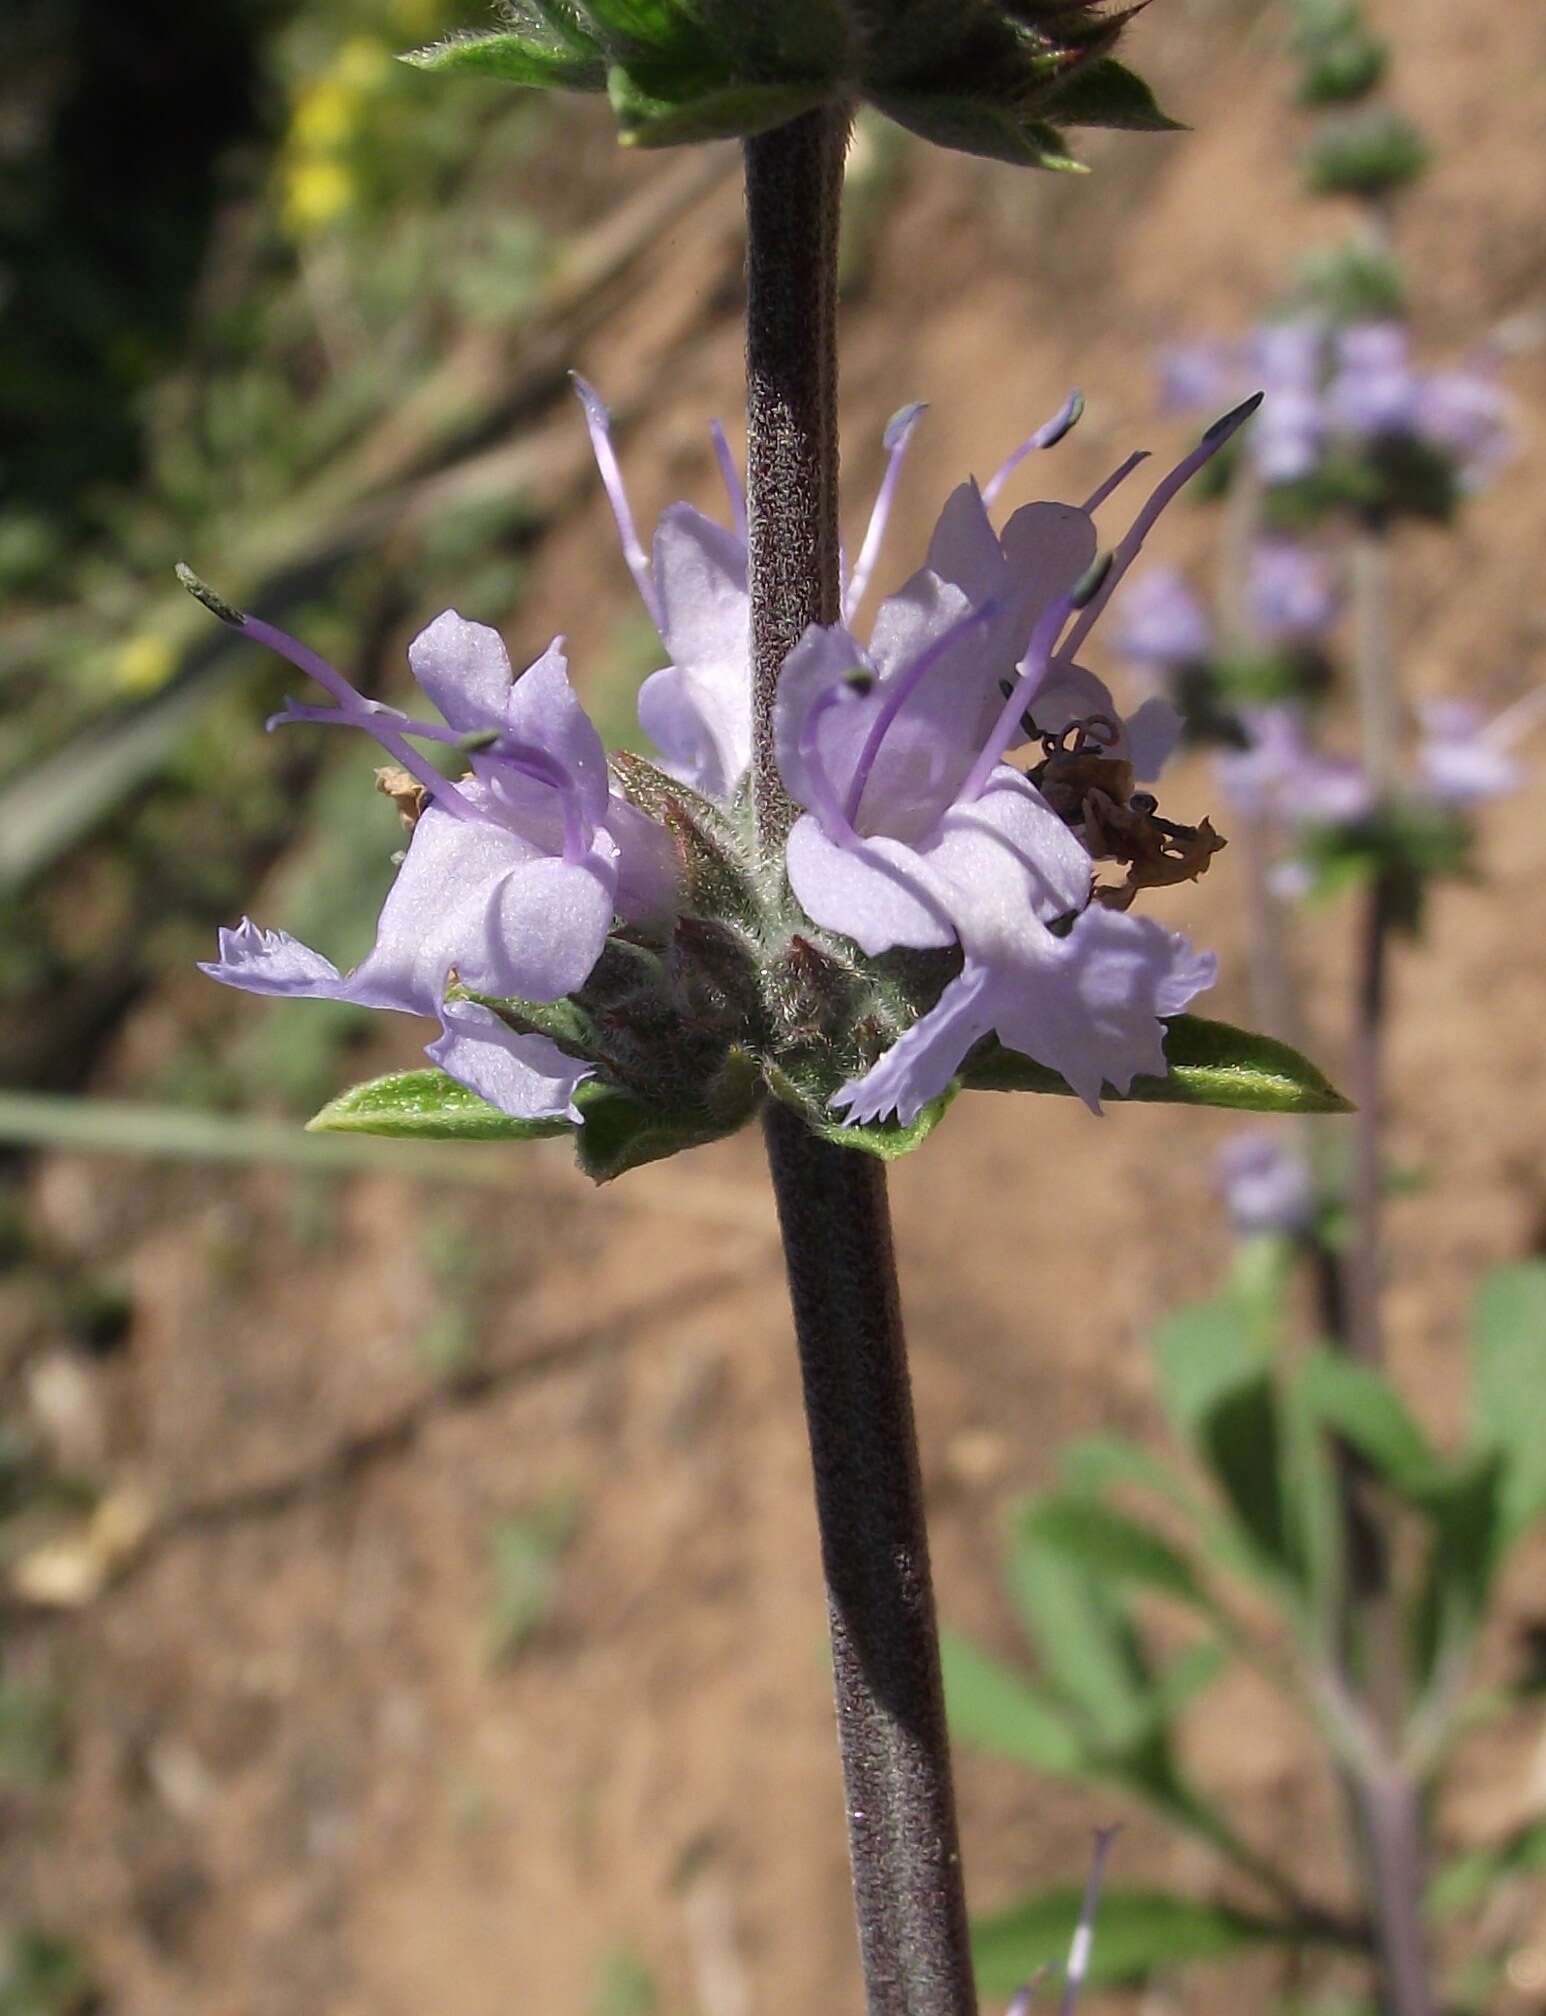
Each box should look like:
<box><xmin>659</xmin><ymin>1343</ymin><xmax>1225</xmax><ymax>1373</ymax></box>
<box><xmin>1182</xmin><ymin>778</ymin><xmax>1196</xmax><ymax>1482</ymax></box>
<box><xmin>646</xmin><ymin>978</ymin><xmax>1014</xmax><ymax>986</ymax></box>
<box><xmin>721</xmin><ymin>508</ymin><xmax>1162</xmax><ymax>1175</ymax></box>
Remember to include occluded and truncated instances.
<box><xmin>182</xmin><ymin>6</ymin><xmax>1347</xmax><ymax>2010</ymax></box>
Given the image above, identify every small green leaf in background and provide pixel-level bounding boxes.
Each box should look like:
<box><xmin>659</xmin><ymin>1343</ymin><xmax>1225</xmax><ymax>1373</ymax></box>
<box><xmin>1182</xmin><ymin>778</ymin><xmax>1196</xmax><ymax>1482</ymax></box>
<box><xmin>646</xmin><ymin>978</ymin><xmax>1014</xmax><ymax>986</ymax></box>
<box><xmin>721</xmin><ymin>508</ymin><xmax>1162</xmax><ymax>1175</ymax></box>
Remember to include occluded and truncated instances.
<box><xmin>1154</xmin><ymin>1301</ymin><xmax>1296</xmax><ymax>1580</ymax></box>
<box><xmin>1297</xmin><ymin>1353</ymin><xmax>1452</xmax><ymax>1502</ymax></box>
<box><xmin>1021</xmin><ymin>1497</ymin><xmax>1213</xmax><ymax>1614</ymax></box>
<box><xmin>964</xmin><ymin>1015</ymin><xmax>1351</xmax><ymax>1115</ymax></box>
<box><xmin>973</xmin><ymin>1886</ymin><xmax>1288</xmax><ymax>1994</ymax></box>
<box><xmin>1471</xmin><ymin>1261</ymin><xmax>1546</xmax><ymax>1546</ymax></box>
<box><xmin>1428</xmin><ymin>1815</ymin><xmax>1546</xmax><ymax>1919</ymax></box>
<box><xmin>940</xmin><ymin>1633</ymin><xmax>1086</xmax><ymax>1774</ymax></box>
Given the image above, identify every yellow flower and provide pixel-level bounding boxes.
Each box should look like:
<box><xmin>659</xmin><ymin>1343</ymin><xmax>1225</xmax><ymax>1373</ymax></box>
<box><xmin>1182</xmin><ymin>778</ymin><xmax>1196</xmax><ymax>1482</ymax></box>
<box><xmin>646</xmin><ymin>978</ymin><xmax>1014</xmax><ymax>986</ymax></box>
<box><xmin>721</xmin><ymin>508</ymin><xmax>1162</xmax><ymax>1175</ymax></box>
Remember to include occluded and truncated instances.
<box><xmin>291</xmin><ymin>79</ymin><xmax>358</xmax><ymax>152</ymax></box>
<box><xmin>283</xmin><ymin>158</ymin><xmax>356</xmax><ymax>238</ymax></box>
<box><xmin>113</xmin><ymin>634</ymin><xmax>176</xmax><ymax>695</ymax></box>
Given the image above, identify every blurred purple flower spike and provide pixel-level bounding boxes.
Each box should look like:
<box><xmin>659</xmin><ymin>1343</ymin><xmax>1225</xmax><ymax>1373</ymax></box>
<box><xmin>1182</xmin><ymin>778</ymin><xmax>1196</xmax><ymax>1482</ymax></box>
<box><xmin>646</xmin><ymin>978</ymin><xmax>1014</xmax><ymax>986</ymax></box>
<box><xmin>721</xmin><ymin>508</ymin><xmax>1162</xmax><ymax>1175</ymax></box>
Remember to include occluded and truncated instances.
<box><xmin>1416</xmin><ymin>690</ymin><xmax>1545</xmax><ymax>808</ymax></box>
<box><xmin>1216</xmin><ymin>1130</ymin><xmax>1316</xmax><ymax>1236</ymax></box>
<box><xmin>1112</xmin><ymin>565</ymin><xmax>1214</xmax><ymax>673</ymax></box>
<box><xmin>1216</xmin><ymin>705</ymin><xmax>1374</xmax><ymax>825</ymax></box>
<box><xmin>1249</xmin><ymin>538</ymin><xmax>1339</xmax><ymax>643</ymax></box>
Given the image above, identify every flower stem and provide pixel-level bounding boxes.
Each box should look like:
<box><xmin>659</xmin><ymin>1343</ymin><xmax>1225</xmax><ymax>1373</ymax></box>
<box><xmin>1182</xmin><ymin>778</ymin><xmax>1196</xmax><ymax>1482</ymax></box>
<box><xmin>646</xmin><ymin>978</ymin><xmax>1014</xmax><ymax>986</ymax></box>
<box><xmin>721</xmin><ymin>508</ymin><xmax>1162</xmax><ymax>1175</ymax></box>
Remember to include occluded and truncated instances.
<box><xmin>763</xmin><ymin>1103</ymin><xmax>978</xmax><ymax>2016</ymax></box>
<box><xmin>745</xmin><ymin>110</ymin><xmax>978</xmax><ymax>2016</ymax></box>
<box><xmin>745</xmin><ymin>107</ymin><xmax>846</xmax><ymax>861</ymax></box>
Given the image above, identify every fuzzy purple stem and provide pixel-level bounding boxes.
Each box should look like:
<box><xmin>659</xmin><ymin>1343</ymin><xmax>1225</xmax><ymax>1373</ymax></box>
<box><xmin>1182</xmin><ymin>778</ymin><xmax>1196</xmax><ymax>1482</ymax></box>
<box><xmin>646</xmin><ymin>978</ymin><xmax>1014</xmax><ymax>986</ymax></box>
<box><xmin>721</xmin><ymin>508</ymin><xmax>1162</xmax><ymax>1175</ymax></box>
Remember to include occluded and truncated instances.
<box><xmin>745</xmin><ymin>108</ymin><xmax>978</xmax><ymax>2016</ymax></box>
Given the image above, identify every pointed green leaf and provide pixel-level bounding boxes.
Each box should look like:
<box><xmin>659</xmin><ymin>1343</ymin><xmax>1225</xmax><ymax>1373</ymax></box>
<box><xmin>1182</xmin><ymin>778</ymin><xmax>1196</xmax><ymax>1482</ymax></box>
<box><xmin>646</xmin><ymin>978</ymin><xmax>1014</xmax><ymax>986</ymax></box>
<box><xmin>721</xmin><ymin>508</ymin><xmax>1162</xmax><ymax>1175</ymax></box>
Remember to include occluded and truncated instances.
<box><xmin>1022</xmin><ymin>1497</ymin><xmax>1213</xmax><ymax>1612</ymax></box>
<box><xmin>1154</xmin><ymin>1302</ymin><xmax>1297</xmax><ymax>1580</ymax></box>
<box><xmin>974</xmin><ymin>1887</ymin><xmax>1290</xmax><ymax>1995</ymax></box>
<box><xmin>1298</xmin><ymin>1352</ymin><xmax>1452</xmax><ymax>1501</ymax></box>
<box><xmin>941</xmin><ymin>1633</ymin><xmax>1087</xmax><ymax>1774</ymax></box>
<box><xmin>308</xmin><ymin>1069</ymin><xmax>571</xmax><ymax>1143</ymax></box>
<box><xmin>963</xmin><ymin>1015</ymin><xmax>1351</xmax><ymax>1115</ymax></box>
<box><xmin>873</xmin><ymin>96</ymin><xmax>1086</xmax><ymax>171</ymax></box>
<box><xmin>403</xmin><ymin>28</ymin><xmax>606</xmax><ymax>92</ymax></box>
<box><xmin>1047</xmin><ymin>57</ymin><xmax>1185</xmax><ymax>132</ymax></box>
<box><xmin>1472</xmin><ymin>1261</ymin><xmax>1546</xmax><ymax>1544</ymax></box>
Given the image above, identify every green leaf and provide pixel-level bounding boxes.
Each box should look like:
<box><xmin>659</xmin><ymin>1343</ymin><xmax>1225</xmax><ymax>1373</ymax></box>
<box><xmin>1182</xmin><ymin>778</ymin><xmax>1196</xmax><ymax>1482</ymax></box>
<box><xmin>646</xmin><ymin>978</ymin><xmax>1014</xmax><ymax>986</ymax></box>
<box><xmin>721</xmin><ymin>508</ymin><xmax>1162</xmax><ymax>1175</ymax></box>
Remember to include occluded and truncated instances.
<box><xmin>940</xmin><ymin>1633</ymin><xmax>1086</xmax><ymax>1774</ymax></box>
<box><xmin>570</xmin><ymin>1081</ymin><xmax>741</xmax><ymax>1183</ymax></box>
<box><xmin>873</xmin><ymin>95</ymin><xmax>1086</xmax><ymax>171</ymax></box>
<box><xmin>1008</xmin><ymin>1512</ymin><xmax>1153</xmax><ymax>1748</ymax></box>
<box><xmin>1045</xmin><ymin>57</ymin><xmax>1185</xmax><ymax>132</ymax></box>
<box><xmin>1298</xmin><ymin>1353</ymin><xmax>1452</xmax><ymax>1501</ymax></box>
<box><xmin>309</xmin><ymin>1069</ymin><xmax>570</xmax><ymax>1143</ymax></box>
<box><xmin>973</xmin><ymin>1887</ymin><xmax>1288</xmax><ymax>1994</ymax></box>
<box><xmin>1429</xmin><ymin>1816</ymin><xmax>1546</xmax><ymax>1918</ymax></box>
<box><xmin>1021</xmin><ymin>1497</ymin><xmax>1212</xmax><ymax>1613</ymax></box>
<box><xmin>1154</xmin><ymin>1302</ymin><xmax>1296</xmax><ymax>1580</ymax></box>
<box><xmin>763</xmin><ymin>1059</ymin><xmax>954</xmax><ymax>1161</ymax></box>
<box><xmin>403</xmin><ymin>28</ymin><xmax>606</xmax><ymax>92</ymax></box>
<box><xmin>610</xmin><ymin>67</ymin><xmax>829</xmax><ymax>146</ymax></box>
<box><xmin>1472</xmin><ymin>1262</ymin><xmax>1546</xmax><ymax>1545</ymax></box>
<box><xmin>963</xmin><ymin>1015</ymin><xmax>1351</xmax><ymax>1115</ymax></box>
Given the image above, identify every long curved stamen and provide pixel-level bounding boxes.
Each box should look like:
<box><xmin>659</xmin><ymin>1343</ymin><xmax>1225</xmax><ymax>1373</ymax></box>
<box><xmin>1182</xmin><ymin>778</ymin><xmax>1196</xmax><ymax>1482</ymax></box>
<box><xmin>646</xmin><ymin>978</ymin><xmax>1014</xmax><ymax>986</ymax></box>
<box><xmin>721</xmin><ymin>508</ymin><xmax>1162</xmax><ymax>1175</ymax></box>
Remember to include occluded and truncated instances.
<box><xmin>571</xmin><ymin>375</ymin><xmax>664</xmax><ymax>632</ymax></box>
<box><xmin>241</xmin><ymin>615</ymin><xmax>482</xmax><ymax>823</ymax></box>
<box><xmin>1060</xmin><ymin>393</ymin><xmax>1264</xmax><ymax>666</ymax></box>
<box><xmin>843</xmin><ymin>401</ymin><xmax>927</xmax><ymax>623</ymax></box>
<box><xmin>981</xmin><ymin>390</ymin><xmax>1085</xmax><ymax>509</ymax></box>
<box><xmin>799</xmin><ymin>681</ymin><xmax>869</xmax><ymax>845</ymax></box>
<box><xmin>710</xmin><ymin>420</ymin><xmax>747</xmax><ymax>541</ymax></box>
<box><xmin>959</xmin><ymin>558</ymin><xmax>1112</xmax><ymax>804</ymax></box>
<box><xmin>1081</xmin><ymin>449</ymin><xmax>1151</xmax><ymax>515</ymax></box>
<box><xmin>842</xmin><ymin>601</ymin><xmax>1002</xmax><ymax>830</ymax></box>
<box><xmin>267</xmin><ymin>696</ymin><xmax>592</xmax><ymax>862</ymax></box>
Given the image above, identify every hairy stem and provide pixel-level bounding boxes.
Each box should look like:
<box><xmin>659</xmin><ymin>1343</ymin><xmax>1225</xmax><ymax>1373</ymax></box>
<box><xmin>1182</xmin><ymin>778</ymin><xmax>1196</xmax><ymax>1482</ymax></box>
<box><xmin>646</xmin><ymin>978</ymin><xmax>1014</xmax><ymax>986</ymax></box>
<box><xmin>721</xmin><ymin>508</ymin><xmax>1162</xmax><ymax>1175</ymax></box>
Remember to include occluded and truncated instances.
<box><xmin>745</xmin><ymin>108</ymin><xmax>846</xmax><ymax>859</ymax></box>
<box><xmin>745</xmin><ymin>111</ymin><xmax>978</xmax><ymax>2016</ymax></box>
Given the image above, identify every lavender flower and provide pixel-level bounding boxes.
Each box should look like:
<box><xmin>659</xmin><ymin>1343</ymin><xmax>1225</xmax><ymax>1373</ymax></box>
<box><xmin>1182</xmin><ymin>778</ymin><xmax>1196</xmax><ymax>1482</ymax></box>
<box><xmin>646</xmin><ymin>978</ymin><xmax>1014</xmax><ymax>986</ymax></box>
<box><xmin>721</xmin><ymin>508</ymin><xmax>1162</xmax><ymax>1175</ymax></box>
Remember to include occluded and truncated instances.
<box><xmin>1415</xmin><ymin>693</ymin><xmax>1543</xmax><ymax>809</ymax></box>
<box><xmin>1111</xmin><ymin>566</ymin><xmax>1215</xmax><ymax>674</ymax></box>
<box><xmin>194</xmin><ymin>382</ymin><xmax>1253</xmax><ymax>1151</ymax></box>
<box><xmin>1161</xmin><ymin>316</ymin><xmax>1511</xmax><ymax>494</ymax></box>
<box><xmin>1249</xmin><ymin>539</ymin><xmax>1339</xmax><ymax>644</ymax></box>
<box><xmin>1216</xmin><ymin>1130</ymin><xmax>1316</xmax><ymax>1237</ymax></box>
<box><xmin>194</xmin><ymin>596</ymin><xmax>663</xmax><ymax>1122</ymax></box>
<box><xmin>1215</xmin><ymin>705</ymin><xmax>1373</xmax><ymax>825</ymax></box>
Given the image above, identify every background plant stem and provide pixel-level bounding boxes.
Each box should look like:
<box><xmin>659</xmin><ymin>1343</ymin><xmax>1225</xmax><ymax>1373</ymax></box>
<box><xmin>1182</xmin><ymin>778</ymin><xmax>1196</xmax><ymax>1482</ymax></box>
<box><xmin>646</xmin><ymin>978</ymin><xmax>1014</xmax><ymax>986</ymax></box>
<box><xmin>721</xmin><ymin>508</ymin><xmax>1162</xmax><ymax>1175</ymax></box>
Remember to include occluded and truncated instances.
<box><xmin>744</xmin><ymin>108</ymin><xmax>978</xmax><ymax>2016</ymax></box>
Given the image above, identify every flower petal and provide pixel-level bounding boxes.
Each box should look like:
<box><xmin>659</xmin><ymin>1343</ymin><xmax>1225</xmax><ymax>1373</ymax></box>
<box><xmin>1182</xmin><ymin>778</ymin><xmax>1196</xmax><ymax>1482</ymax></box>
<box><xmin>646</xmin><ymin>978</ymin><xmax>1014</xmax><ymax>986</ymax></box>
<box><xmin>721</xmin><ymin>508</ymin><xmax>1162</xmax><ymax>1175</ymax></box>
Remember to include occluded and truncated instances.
<box><xmin>498</xmin><ymin>637</ymin><xmax>610</xmax><ymax>828</ymax></box>
<box><xmin>785</xmin><ymin>815</ymin><xmax>954</xmax><ymax>955</ymax></box>
<box><xmin>408</xmin><ymin>609</ymin><xmax>515</xmax><ymax>734</ymax></box>
<box><xmin>199</xmin><ymin>920</ymin><xmax>348</xmax><ymax>998</ymax></box>
<box><xmin>466</xmin><ymin>845</ymin><xmax>618</xmax><ymax>1003</ymax></box>
<box><xmin>648</xmin><ymin>503</ymin><xmax>750</xmax><ymax>795</ymax></box>
<box><xmin>926</xmin><ymin>481</ymin><xmax>1005</xmax><ymax>603</ymax></box>
<box><xmin>427</xmin><ymin>998</ymin><xmax>591</xmax><ymax>1124</ymax></box>
<box><xmin>834</xmin><ymin>968</ymin><xmax>994</xmax><ymax>1126</ymax></box>
<box><xmin>925</xmin><ymin>770</ymin><xmax>1094</xmax><ymax>932</ymax></box>
<box><xmin>988</xmin><ymin>905</ymin><xmax>1216</xmax><ymax>1111</ymax></box>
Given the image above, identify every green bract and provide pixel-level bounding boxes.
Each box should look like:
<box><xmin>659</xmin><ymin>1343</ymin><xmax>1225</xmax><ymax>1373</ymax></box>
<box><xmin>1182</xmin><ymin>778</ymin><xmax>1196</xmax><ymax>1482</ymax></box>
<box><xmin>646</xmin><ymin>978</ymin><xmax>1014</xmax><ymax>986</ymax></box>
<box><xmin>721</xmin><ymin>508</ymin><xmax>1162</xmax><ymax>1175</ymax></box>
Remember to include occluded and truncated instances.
<box><xmin>404</xmin><ymin>1</ymin><xmax>1181</xmax><ymax>167</ymax></box>
<box><xmin>310</xmin><ymin>1012</ymin><xmax>1348</xmax><ymax>1184</ymax></box>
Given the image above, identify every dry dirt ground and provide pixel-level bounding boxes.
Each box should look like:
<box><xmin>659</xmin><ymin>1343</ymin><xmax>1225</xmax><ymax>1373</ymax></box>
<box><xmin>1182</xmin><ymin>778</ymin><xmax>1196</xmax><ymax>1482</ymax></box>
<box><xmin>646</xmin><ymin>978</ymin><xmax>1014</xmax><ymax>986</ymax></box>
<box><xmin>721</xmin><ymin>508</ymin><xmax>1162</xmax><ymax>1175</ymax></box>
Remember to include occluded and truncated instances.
<box><xmin>4</xmin><ymin>2</ymin><xmax>1546</xmax><ymax>2011</ymax></box>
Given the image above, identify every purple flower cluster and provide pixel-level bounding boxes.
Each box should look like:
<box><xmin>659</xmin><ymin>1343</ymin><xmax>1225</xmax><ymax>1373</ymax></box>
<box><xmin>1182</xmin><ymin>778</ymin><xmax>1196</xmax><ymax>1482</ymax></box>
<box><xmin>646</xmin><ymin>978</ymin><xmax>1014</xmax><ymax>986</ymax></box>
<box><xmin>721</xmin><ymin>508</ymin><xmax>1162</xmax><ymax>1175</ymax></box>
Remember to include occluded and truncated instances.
<box><xmin>1161</xmin><ymin>317</ymin><xmax>1510</xmax><ymax>491</ymax></box>
<box><xmin>198</xmin><ymin>382</ymin><xmax>1254</xmax><ymax>1137</ymax></box>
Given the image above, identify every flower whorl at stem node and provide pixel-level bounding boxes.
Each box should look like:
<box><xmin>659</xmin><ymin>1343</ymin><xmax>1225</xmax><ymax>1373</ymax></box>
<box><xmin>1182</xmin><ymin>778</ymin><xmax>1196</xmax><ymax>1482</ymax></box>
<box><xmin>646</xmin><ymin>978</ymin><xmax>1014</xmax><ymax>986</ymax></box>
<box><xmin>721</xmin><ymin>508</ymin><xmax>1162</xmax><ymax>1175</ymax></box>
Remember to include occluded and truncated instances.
<box><xmin>405</xmin><ymin>0</ymin><xmax>1180</xmax><ymax>167</ymax></box>
<box><xmin>192</xmin><ymin>380</ymin><xmax>1345</xmax><ymax>1176</ymax></box>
